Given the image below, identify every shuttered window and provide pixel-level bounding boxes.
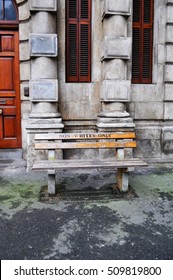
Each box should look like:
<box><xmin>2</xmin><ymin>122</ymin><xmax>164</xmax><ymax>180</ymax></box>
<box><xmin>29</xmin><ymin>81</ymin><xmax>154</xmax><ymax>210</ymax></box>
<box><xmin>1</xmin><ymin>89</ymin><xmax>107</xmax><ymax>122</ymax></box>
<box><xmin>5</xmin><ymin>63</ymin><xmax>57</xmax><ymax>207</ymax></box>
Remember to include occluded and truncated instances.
<box><xmin>132</xmin><ymin>0</ymin><xmax>154</xmax><ymax>83</ymax></box>
<box><xmin>66</xmin><ymin>0</ymin><xmax>91</xmax><ymax>82</ymax></box>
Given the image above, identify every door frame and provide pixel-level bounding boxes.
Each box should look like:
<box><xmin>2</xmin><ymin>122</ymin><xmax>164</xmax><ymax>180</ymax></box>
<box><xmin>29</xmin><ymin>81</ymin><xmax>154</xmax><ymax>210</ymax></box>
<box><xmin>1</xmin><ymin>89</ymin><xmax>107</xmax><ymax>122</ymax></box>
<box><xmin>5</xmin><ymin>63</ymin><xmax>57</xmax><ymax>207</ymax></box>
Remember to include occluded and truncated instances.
<box><xmin>0</xmin><ymin>1</ymin><xmax>21</xmax><ymax>148</ymax></box>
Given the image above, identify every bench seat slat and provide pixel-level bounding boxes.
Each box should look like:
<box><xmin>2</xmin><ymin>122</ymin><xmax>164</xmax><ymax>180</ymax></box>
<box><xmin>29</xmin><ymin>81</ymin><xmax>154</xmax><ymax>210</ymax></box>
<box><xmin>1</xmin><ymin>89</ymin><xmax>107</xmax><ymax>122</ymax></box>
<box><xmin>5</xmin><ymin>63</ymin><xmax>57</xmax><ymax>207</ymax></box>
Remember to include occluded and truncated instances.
<box><xmin>35</xmin><ymin>141</ymin><xmax>137</xmax><ymax>150</ymax></box>
<box><xmin>33</xmin><ymin>158</ymin><xmax>148</xmax><ymax>170</ymax></box>
<box><xmin>33</xmin><ymin>131</ymin><xmax>148</xmax><ymax>194</ymax></box>
<box><xmin>35</xmin><ymin>132</ymin><xmax>136</xmax><ymax>141</ymax></box>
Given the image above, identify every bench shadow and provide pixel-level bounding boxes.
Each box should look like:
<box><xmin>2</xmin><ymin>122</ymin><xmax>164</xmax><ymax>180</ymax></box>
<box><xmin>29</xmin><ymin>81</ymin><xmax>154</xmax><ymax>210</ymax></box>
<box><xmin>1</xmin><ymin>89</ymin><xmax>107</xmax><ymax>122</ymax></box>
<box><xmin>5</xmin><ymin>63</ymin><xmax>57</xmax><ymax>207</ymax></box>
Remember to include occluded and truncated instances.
<box><xmin>39</xmin><ymin>184</ymin><xmax>138</xmax><ymax>204</ymax></box>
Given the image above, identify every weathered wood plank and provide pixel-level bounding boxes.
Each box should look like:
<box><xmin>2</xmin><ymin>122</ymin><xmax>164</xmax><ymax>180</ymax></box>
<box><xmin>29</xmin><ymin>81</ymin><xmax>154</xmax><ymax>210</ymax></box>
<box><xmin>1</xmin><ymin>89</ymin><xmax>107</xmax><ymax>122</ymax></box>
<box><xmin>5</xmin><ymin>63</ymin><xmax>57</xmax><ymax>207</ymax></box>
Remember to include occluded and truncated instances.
<box><xmin>33</xmin><ymin>158</ymin><xmax>148</xmax><ymax>170</ymax></box>
<box><xmin>35</xmin><ymin>141</ymin><xmax>137</xmax><ymax>150</ymax></box>
<box><xmin>35</xmin><ymin>132</ymin><xmax>136</xmax><ymax>140</ymax></box>
<box><xmin>33</xmin><ymin>131</ymin><xmax>148</xmax><ymax>195</ymax></box>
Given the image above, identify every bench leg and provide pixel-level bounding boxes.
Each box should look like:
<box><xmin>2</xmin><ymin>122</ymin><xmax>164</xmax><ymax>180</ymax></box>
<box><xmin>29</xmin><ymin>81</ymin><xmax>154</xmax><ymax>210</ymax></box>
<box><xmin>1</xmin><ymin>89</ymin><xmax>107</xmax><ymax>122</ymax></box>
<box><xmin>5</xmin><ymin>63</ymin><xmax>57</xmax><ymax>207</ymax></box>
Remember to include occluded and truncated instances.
<box><xmin>117</xmin><ymin>168</ymin><xmax>129</xmax><ymax>192</ymax></box>
<box><xmin>48</xmin><ymin>170</ymin><xmax>56</xmax><ymax>195</ymax></box>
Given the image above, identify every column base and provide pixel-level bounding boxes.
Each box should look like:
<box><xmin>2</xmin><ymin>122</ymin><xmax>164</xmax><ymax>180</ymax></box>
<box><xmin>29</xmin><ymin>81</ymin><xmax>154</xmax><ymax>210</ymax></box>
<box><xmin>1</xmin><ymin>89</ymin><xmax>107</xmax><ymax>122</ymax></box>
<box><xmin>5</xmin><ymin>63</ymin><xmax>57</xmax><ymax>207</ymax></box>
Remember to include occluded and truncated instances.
<box><xmin>30</xmin><ymin>112</ymin><xmax>62</xmax><ymax>119</ymax></box>
<box><xmin>97</xmin><ymin>110</ymin><xmax>135</xmax><ymax>131</ymax></box>
<box><xmin>96</xmin><ymin>109</ymin><xmax>135</xmax><ymax>159</ymax></box>
<box><xmin>26</xmin><ymin>117</ymin><xmax>64</xmax><ymax>170</ymax></box>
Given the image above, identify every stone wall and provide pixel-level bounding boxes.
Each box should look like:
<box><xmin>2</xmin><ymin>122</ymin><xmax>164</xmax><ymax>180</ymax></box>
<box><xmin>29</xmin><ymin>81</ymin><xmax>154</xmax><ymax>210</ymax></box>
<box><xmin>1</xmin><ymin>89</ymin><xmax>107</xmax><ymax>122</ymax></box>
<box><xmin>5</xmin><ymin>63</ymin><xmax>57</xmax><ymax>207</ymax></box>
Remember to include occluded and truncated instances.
<box><xmin>57</xmin><ymin>0</ymin><xmax>101</xmax><ymax>131</ymax></box>
<box><xmin>16</xmin><ymin>0</ymin><xmax>173</xmax><ymax>165</ymax></box>
<box><xmin>162</xmin><ymin>0</ymin><xmax>173</xmax><ymax>159</ymax></box>
<box><xmin>16</xmin><ymin>0</ymin><xmax>31</xmax><ymax>159</ymax></box>
<box><xmin>130</xmin><ymin>0</ymin><xmax>173</xmax><ymax>162</ymax></box>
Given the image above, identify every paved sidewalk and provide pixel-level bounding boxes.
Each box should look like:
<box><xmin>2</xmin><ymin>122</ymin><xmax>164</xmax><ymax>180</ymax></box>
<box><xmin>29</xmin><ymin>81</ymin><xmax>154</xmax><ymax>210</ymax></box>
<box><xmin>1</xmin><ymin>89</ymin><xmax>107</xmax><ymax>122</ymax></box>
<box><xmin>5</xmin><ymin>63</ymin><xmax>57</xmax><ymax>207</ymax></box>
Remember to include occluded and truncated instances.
<box><xmin>0</xmin><ymin>159</ymin><xmax>173</xmax><ymax>259</ymax></box>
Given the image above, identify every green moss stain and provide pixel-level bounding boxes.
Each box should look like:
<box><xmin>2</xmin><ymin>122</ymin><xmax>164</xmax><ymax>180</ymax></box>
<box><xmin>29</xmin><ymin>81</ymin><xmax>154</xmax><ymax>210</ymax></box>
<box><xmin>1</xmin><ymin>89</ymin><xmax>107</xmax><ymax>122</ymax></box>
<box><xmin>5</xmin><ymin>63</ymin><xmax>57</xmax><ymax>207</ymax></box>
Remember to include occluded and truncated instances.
<box><xmin>130</xmin><ymin>172</ymin><xmax>173</xmax><ymax>197</ymax></box>
<box><xmin>0</xmin><ymin>175</ymin><xmax>44</xmax><ymax>211</ymax></box>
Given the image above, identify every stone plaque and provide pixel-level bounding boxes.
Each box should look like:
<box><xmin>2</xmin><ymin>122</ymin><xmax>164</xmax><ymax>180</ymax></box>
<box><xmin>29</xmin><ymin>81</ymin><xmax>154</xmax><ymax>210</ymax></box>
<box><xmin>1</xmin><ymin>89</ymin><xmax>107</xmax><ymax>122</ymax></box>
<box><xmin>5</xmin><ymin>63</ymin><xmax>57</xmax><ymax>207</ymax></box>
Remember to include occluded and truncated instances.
<box><xmin>101</xmin><ymin>36</ymin><xmax>131</xmax><ymax>60</ymax></box>
<box><xmin>30</xmin><ymin>80</ymin><xmax>58</xmax><ymax>102</ymax></box>
<box><xmin>101</xmin><ymin>80</ymin><xmax>130</xmax><ymax>102</ymax></box>
<box><xmin>102</xmin><ymin>0</ymin><xmax>131</xmax><ymax>18</ymax></box>
<box><xmin>30</xmin><ymin>34</ymin><xmax>58</xmax><ymax>57</ymax></box>
<box><xmin>30</xmin><ymin>0</ymin><xmax>57</xmax><ymax>11</ymax></box>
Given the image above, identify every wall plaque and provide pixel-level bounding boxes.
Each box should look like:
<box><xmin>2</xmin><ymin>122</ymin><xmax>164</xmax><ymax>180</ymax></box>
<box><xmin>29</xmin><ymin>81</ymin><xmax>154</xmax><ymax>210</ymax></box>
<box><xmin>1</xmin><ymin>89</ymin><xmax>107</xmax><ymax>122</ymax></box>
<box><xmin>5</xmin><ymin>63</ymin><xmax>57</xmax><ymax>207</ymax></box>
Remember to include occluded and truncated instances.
<box><xmin>101</xmin><ymin>80</ymin><xmax>130</xmax><ymax>102</ymax></box>
<box><xmin>30</xmin><ymin>34</ymin><xmax>58</xmax><ymax>57</ymax></box>
<box><xmin>30</xmin><ymin>80</ymin><xmax>58</xmax><ymax>102</ymax></box>
<box><xmin>30</xmin><ymin>0</ymin><xmax>57</xmax><ymax>11</ymax></box>
<box><xmin>102</xmin><ymin>0</ymin><xmax>131</xmax><ymax>19</ymax></box>
<box><xmin>101</xmin><ymin>36</ymin><xmax>131</xmax><ymax>60</ymax></box>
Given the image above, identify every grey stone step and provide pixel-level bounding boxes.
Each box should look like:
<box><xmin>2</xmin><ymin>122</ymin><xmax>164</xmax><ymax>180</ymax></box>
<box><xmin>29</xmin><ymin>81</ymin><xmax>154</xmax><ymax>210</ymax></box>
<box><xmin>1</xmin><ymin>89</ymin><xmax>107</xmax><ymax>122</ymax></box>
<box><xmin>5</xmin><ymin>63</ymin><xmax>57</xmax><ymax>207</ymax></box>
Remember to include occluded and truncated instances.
<box><xmin>0</xmin><ymin>149</ymin><xmax>23</xmax><ymax>159</ymax></box>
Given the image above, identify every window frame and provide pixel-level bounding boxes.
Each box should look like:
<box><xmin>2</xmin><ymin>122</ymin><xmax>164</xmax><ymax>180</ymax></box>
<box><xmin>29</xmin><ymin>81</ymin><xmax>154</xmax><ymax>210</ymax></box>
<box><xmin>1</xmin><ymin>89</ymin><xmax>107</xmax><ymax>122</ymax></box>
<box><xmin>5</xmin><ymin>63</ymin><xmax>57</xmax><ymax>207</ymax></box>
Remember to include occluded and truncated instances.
<box><xmin>65</xmin><ymin>0</ymin><xmax>92</xmax><ymax>83</ymax></box>
<box><xmin>132</xmin><ymin>0</ymin><xmax>154</xmax><ymax>84</ymax></box>
<box><xmin>0</xmin><ymin>0</ymin><xmax>19</xmax><ymax>29</ymax></box>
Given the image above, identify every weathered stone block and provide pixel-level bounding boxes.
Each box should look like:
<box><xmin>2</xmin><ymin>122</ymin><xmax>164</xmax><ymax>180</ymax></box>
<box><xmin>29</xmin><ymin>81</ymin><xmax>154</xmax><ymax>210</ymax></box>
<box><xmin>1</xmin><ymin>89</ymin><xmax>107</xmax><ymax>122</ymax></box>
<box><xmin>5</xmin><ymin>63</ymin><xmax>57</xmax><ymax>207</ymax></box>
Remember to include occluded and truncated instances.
<box><xmin>20</xmin><ymin>61</ymin><xmax>30</xmax><ymax>81</ymax></box>
<box><xmin>31</xmin><ymin>57</ymin><xmax>57</xmax><ymax>79</ymax></box>
<box><xmin>31</xmin><ymin>12</ymin><xmax>56</xmax><ymax>34</ymax></box>
<box><xmin>19</xmin><ymin>21</ymin><xmax>30</xmax><ymax>41</ymax></box>
<box><xmin>30</xmin><ymin>0</ymin><xmax>57</xmax><ymax>11</ymax></box>
<box><xmin>131</xmin><ymin>84</ymin><xmax>163</xmax><ymax>102</ymax></box>
<box><xmin>165</xmin><ymin>84</ymin><xmax>173</xmax><ymax>101</ymax></box>
<box><xmin>101</xmin><ymin>80</ymin><xmax>131</xmax><ymax>102</ymax></box>
<box><xmin>102</xmin><ymin>0</ymin><xmax>131</xmax><ymax>18</ymax></box>
<box><xmin>31</xmin><ymin>103</ymin><xmax>60</xmax><ymax>115</ymax></box>
<box><xmin>158</xmin><ymin>44</ymin><xmax>165</xmax><ymax>64</ymax></box>
<box><xmin>135</xmin><ymin>128</ymin><xmax>161</xmax><ymax>140</ymax></box>
<box><xmin>165</xmin><ymin>65</ymin><xmax>173</xmax><ymax>82</ymax></box>
<box><xmin>102</xmin><ymin>60</ymin><xmax>126</xmax><ymax>80</ymax></box>
<box><xmin>164</xmin><ymin>102</ymin><xmax>173</xmax><ymax>119</ymax></box>
<box><xmin>30</xmin><ymin>80</ymin><xmax>58</xmax><ymax>102</ymax></box>
<box><xmin>166</xmin><ymin>45</ymin><xmax>173</xmax><ymax>62</ymax></box>
<box><xmin>101</xmin><ymin>36</ymin><xmax>131</xmax><ymax>60</ymax></box>
<box><xmin>20</xmin><ymin>42</ymin><xmax>30</xmax><ymax>61</ymax></box>
<box><xmin>30</xmin><ymin>34</ymin><xmax>58</xmax><ymax>57</ymax></box>
<box><xmin>103</xmin><ymin>16</ymin><xmax>127</xmax><ymax>37</ymax></box>
<box><xmin>18</xmin><ymin>2</ymin><xmax>30</xmax><ymax>21</ymax></box>
<box><xmin>135</xmin><ymin>102</ymin><xmax>163</xmax><ymax>120</ymax></box>
<box><xmin>162</xmin><ymin>127</ymin><xmax>173</xmax><ymax>154</ymax></box>
<box><xmin>134</xmin><ymin>139</ymin><xmax>161</xmax><ymax>158</ymax></box>
<box><xmin>167</xmin><ymin>5</ymin><xmax>173</xmax><ymax>23</ymax></box>
<box><xmin>134</xmin><ymin>128</ymin><xmax>161</xmax><ymax>159</ymax></box>
<box><xmin>166</xmin><ymin>25</ymin><xmax>173</xmax><ymax>43</ymax></box>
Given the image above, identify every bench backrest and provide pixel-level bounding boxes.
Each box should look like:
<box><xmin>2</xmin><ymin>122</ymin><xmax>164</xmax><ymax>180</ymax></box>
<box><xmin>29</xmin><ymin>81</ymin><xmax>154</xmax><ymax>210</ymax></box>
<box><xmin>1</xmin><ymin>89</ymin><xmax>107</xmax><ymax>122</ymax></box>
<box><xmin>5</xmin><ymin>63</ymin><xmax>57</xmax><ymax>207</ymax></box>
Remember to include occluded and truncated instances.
<box><xmin>34</xmin><ymin>132</ymin><xmax>136</xmax><ymax>150</ymax></box>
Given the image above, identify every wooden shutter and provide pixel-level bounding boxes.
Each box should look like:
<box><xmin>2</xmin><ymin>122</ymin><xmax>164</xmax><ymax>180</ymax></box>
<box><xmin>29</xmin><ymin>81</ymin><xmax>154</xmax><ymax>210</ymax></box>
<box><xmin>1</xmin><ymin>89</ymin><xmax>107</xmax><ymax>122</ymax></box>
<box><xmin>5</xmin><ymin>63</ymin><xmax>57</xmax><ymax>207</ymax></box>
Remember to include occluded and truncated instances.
<box><xmin>132</xmin><ymin>0</ymin><xmax>154</xmax><ymax>83</ymax></box>
<box><xmin>66</xmin><ymin>0</ymin><xmax>91</xmax><ymax>82</ymax></box>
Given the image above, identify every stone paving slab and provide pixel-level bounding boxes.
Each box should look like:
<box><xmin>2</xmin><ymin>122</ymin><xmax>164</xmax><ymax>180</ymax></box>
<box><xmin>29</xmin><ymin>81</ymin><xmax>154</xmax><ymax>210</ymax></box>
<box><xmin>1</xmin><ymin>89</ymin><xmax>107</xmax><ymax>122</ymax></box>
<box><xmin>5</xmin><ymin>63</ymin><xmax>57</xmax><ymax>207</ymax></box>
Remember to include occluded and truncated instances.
<box><xmin>0</xmin><ymin>160</ymin><xmax>173</xmax><ymax>260</ymax></box>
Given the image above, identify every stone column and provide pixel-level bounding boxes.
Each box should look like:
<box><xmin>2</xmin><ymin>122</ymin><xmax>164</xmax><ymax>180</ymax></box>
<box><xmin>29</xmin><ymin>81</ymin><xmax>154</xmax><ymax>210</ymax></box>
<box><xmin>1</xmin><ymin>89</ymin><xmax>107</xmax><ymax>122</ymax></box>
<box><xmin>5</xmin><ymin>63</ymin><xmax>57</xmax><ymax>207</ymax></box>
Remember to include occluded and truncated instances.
<box><xmin>26</xmin><ymin>0</ymin><xmax>64</xmax><ymax>169</ymax></box>
<box><xmin>97</xmin><ymin>0</ymin><xmax>135</xmax><ymax>132</ymax></box>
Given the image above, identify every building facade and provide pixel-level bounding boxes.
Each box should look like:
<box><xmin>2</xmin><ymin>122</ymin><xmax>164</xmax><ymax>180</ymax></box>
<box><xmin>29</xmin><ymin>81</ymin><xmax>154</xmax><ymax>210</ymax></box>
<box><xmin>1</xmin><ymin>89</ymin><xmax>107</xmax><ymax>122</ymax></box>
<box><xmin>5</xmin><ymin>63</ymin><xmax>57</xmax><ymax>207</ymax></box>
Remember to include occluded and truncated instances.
<box><xmin>0</xmin><ymin>0</ymin><xmax>173</xmax><ymax>167</ymax></box>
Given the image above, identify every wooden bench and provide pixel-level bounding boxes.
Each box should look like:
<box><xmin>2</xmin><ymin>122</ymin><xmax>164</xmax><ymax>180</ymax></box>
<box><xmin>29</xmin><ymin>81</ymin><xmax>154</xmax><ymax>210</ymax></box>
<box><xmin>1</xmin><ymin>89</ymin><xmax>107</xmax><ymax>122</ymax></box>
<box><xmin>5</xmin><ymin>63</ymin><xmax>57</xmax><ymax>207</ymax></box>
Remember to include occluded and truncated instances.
<box><xmin>33</xmin><ymin>132</ymin><xmax>148</xmax><ymax>195</ymax></box>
